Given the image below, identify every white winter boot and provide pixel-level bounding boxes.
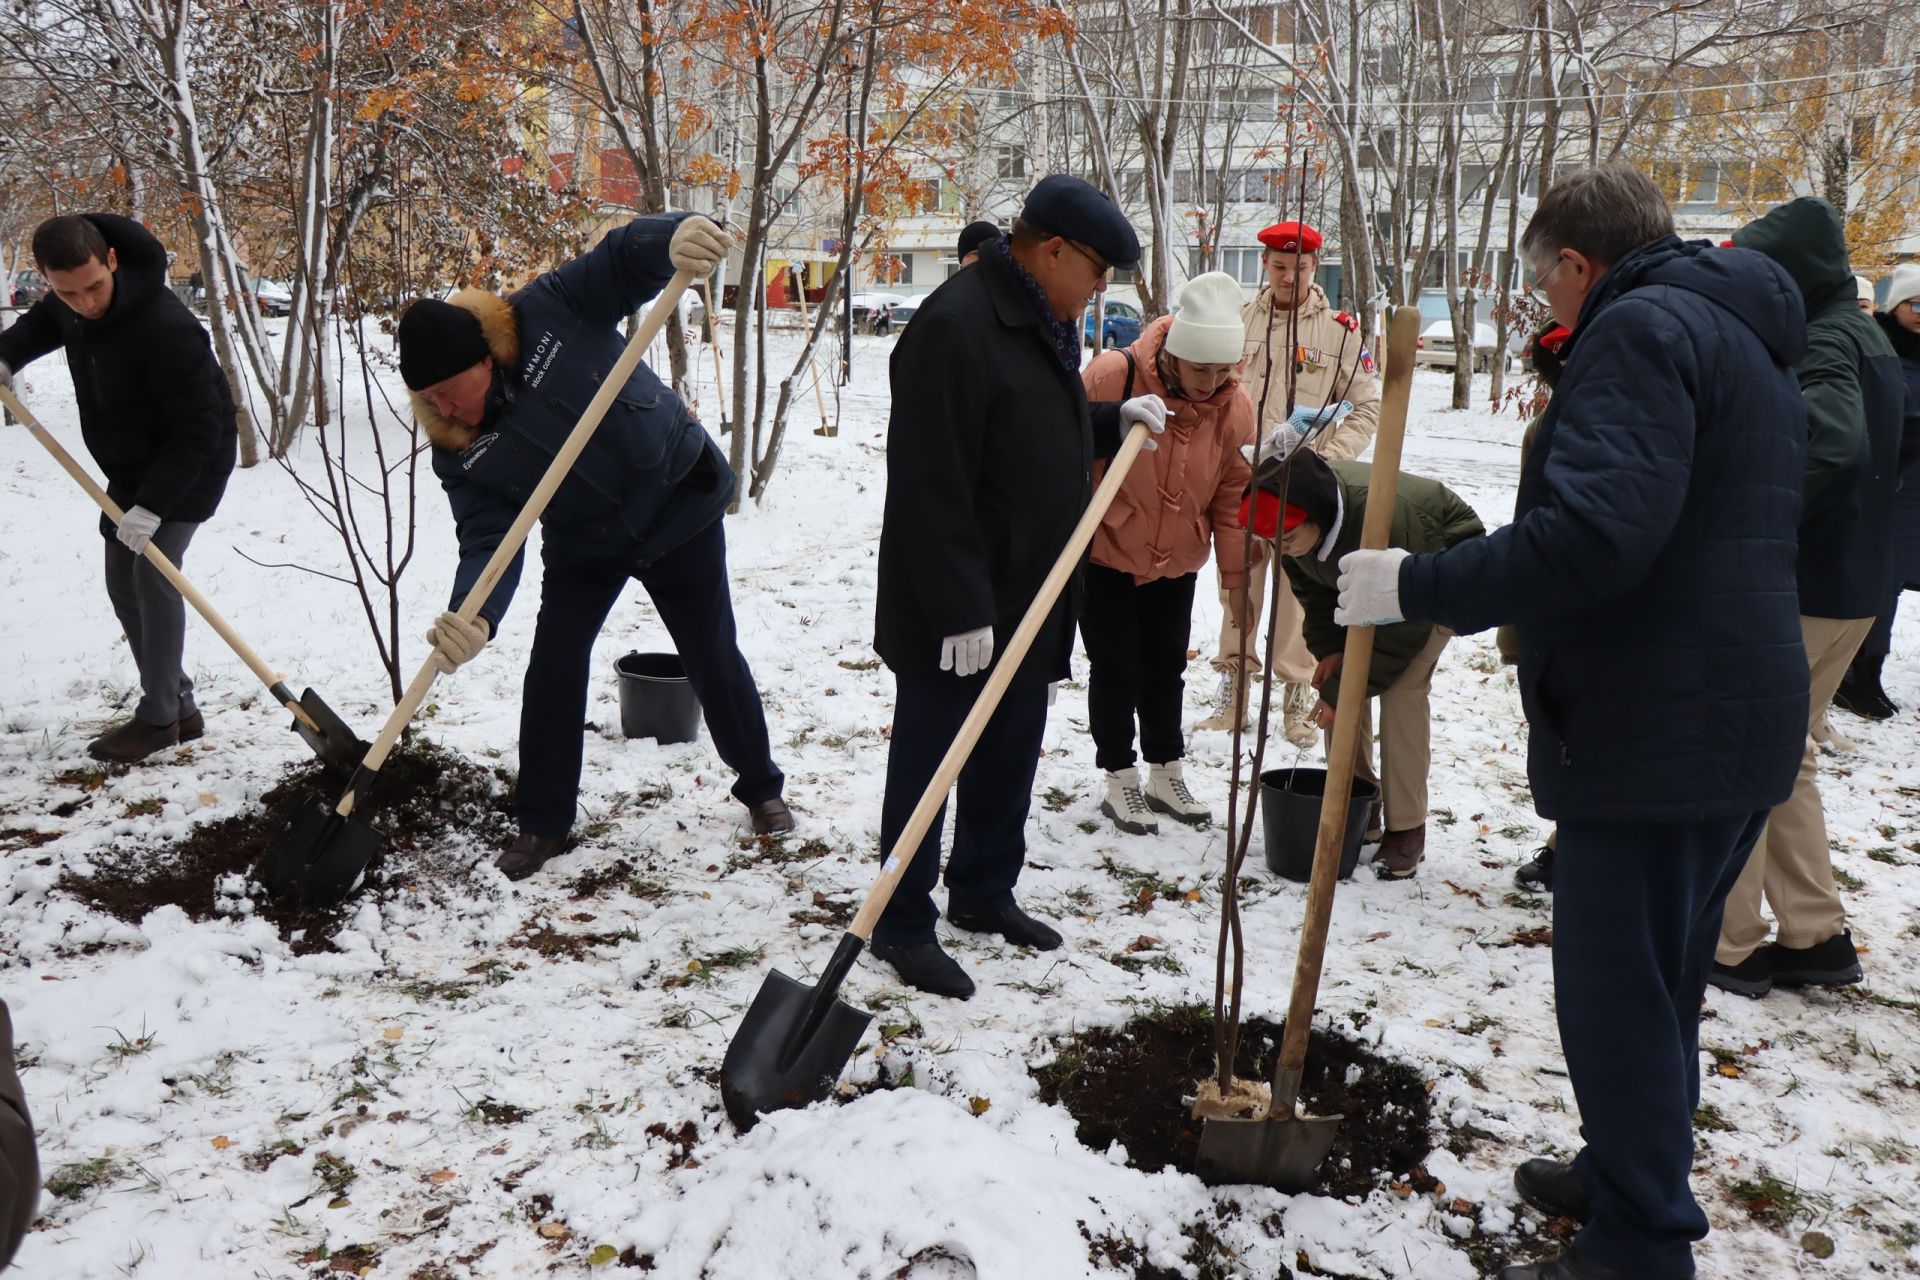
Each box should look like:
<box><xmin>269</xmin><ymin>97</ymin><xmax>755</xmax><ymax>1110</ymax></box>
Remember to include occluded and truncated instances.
<box><xmin>1101</xmin><ymin>767</ymin><xmax>1159</xmax><ymax>835</ymax></box>
<box><xmin>1196</xmin><ymin>670</ymin><xmax>1249</xmax><ymax>732</ymax></box>
<box><xmin>1281</xmin><ymin>682</ymin><xmax>1319</xmax><ymax>748</ymax></box>
<box><xmin>1145</xmin><ymin>761</ymin><xmax>1211</xmax><ymax>826</ymax></box>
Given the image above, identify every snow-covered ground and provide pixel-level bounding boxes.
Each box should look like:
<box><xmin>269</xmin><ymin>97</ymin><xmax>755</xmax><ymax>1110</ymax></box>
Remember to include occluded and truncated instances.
<box><xmin>3</xmin><ymin>325</ymin><xmax>1918</xmax><ymax>1279</ymax></box>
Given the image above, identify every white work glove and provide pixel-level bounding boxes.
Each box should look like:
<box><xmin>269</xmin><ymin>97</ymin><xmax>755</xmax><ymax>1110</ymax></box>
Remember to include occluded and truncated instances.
<box><xmin>1334</xmin><ymin>548</ymin><xmax>1411</xmax><ymax>627</ymax></box>
<box><xmin>116</xmin><ymin>505</ymin><xmax>162</xmax><ymax>555</ymax></box>
<box><xmin>425</xmin><ymin>611</ymin><xmax>491</xmax><ymax>675</ymax></box>
<box><xmin>668</xmin><ymin>215</ymin><xmax>731</xmax><ymax>275</ymax></box>
<box><xmin>0</xmin><ymin>360</ymin><xmax>12</xmax><ymax>389</ymax></box>
<box><xmin>939</xmin><ymin>626</ymin><xmax>995</xmax><ymax>678</ymax></box>
<box><xmin>1118</xmin><ymin>393</ymin><xmax>1168</xmax><ymax>452</ymax></box>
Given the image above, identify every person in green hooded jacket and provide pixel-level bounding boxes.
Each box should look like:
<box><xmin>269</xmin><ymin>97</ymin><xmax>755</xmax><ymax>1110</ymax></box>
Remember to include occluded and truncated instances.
<box><xmin>1712</xmin><ymin>197</ymin><xmax>1909</xmax><ymax>998</ymax></box>
<box><xmin>1243</xmin><ymin>445</ymin><xmax>1484</xmax><ymax>878</ymax></box>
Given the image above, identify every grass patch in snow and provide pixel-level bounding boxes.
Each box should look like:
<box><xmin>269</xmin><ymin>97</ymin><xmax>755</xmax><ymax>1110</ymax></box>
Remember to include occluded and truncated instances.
<box><xmin>45</xmin><ymin>1155</ymin><xmax>122</xmax><ymax>1201</ymax></box>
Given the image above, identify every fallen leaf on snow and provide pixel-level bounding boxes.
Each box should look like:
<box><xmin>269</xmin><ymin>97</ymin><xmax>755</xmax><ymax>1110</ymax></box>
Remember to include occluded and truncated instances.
<box><xmin>538</xmin><ymin>1222</ymin><xmax>571</xmax><ymax>1240</ymax></box>
<box><xmin>210</xmin><ymin>1135</ymin><xmax>232</xmax><ymax>1150</ymax></box>
<box><xmin>382</xmin><ymin>1027</ymin><xmax>404</xmax><ymax>1041</ymax></box>
<box><xmin>428</xmin><ymin>1169</ymin><xmax>457</xmax><ymax>1185</ymax></box>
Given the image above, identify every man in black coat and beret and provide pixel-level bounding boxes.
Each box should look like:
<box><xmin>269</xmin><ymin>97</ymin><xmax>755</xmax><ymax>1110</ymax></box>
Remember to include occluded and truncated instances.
<box><xmin>1337</xmin><ymin>163</ymin><xmax>1811</xmax><ymax>1280</ymax></box>
<box><xmin>871</xmin><ymin>174</ymin><xmax>1166</xmax><ymax>998</ymax></box>
<box><xmin>0</xmin><ymin>214</ymin><xmax>237</xmax><ymax>763</ymax></box>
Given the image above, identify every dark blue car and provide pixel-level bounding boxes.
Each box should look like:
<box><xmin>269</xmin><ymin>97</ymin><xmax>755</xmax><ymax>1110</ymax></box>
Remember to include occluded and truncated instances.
<box><xmin>1083</xmin><ymin>298</ymin><xmax>1142</xmax><ymax>349</ymax></box>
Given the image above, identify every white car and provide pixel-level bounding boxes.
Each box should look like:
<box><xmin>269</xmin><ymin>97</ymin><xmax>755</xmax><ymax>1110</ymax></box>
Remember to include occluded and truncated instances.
<box><xmin>1414</xmin><ymin>317</ymin><xmax>1507</xmax><ymax>374</ymax></box>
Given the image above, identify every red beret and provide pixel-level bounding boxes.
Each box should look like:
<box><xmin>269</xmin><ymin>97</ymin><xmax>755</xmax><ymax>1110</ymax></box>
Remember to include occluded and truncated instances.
<box><xmin>1258</xmin><ymin>221</ymin><xmax>1322</xmax><ymax>254</ymax></box>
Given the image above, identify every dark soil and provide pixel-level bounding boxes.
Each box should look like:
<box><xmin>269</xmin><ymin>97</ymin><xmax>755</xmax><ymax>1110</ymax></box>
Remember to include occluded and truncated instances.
<box><xmin>57</xmin><ymin>739</ymin><xmax>514</xmax><ymax>953</ymax></box>
<box><xmin>1032</xmin><ymin>1005</ymin><xmax>1431</xmax><ymax>1201</ymax></box>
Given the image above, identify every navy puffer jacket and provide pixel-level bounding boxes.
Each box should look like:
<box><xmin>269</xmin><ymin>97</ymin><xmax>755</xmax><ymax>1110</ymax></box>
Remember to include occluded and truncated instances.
<box><xmin>1399</xmin><ymin>236</ymin><xmax>1810</xmax><ymax>823</ymax></box>
<box><xmin>412</xmin><ymin>214</ymin><xmax>732</xmax><ymax>631</ymax></box>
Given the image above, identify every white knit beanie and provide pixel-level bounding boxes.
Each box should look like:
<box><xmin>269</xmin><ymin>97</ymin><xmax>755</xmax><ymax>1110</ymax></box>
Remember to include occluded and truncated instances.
<box><xmin>1856</xmin><ymin>275</ymin><xmax>1876</xmax><ymax>305</ymax></box>
<box><xmin>1887</xmin><ymin>262</ymin><xmax>1920</xmax><ymax>310</ymax></box>
<box><xmin>1165</xmin><ymin>272</ymin><xmax>1246</xmax><ymax>364</ymax></box>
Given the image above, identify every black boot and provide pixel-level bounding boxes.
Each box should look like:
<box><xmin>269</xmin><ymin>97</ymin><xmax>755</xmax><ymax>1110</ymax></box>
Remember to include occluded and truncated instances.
<box><xmin>1769</xmin><ymin>930</ymin><xmax>1862</xmax><ymax>987</ymax></box>
<box><xmin>1499</xmin><ymin>1252</ymin><xmax>1631</xmax><ymax>1280</ymax></box>
<box><xmin>496</xmin><ymin>833</ymin><xmax>568</xmax><ymax>881</ymax></box>
<box><xmin>871</xmin><ymin>941</ymin><xmax>975</xmax><ymax>999</ymax></box>
<box><xmin>947</xmin><ymin>900</ymin><xmax>1063</xmax><ymax>950</ymax></box>
<box><xmin>1514</xmin><ymin>845</ymin><xmax>1555</xmax><ymax>893</ymax></box>
<box><xmin>87</xmin><ymin>717</ymin><xmax>181</xmax><ymax>763</ymax></box>
<box><xmin>1833</xmin><ymin>652</ymin><xmax>1897</xmax><ymax>720</ymax></box>
<box><xmin>1514</xmin><ymin>1157</ymin><xmax>1592</xmax><ymax>1223</ymax></box>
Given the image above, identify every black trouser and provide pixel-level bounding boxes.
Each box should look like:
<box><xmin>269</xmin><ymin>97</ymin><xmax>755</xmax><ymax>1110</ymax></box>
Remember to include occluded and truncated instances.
<box><xmin>872</xmin><ymin>670</ymin><xmax>1048</xmax><ymax>946</ymax></box>
<box><xmin>516</xmin><ymin>518</ymin><xmax>782</xmax><ymax>837</ymax></box>
<box><xmin>1864</xmin><ymin>587</ymin><xmax>1898</xmax><ymax>658</ymax></box>
<box><xmin>1079</xmin><ymin>564</ymin><xmax>1196</xmax><ymax>773</ymax></box>
<box><xmin>1553</xmin><ymin>811</ymin><xmax>1768</xmax><ymax>1278</ymax></box>
<box><xmin>102</xmin><ymin>521</ymin><xmax>201</xmax><ymax>727</ymax></box>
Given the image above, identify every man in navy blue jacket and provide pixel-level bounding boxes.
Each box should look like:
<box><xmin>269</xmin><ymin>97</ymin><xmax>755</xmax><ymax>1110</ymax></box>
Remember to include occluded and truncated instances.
<box><xmin>1337</xmin><ymin>164</ymin><xmax>1810</xmax><ymax>1280</ymax></box>
<box><xmin>397</xmin><ymin>213</ymin><xmax>789</xmax><ymax>880</ymax></box>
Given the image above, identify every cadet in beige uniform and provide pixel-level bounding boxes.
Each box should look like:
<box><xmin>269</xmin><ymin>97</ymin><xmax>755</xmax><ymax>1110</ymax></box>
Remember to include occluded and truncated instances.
<box><xmin>1201</xmin><ymin>220</ymin><xmax>1380</xmax><ymax>742</ymax></box>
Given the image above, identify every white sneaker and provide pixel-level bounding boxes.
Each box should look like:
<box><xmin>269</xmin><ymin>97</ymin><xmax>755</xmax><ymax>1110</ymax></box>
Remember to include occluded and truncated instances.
<box><xmin>1281</xmin><ymin>682</ymin><xmax>1319</xmax><ymax>748</ymax></box>
<box><xmin>1101</xmin><ymin>767</ymin><xmax>1159</xmax><ymax>835</ymax></box>
<box><xmin>1145</xmin><ymin>761</ymin><xmax>1211</xmax><ymax>826</ymax></box>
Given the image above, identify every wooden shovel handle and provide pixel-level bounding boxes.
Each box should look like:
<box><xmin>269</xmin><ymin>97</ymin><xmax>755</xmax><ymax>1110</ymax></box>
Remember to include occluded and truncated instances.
<box><xmin>848</xmin><ymin>419</ymin><xmax>1155</xmax><ymax>941</ymax></box>
<box><xmin>1273</xmin><ymin>307</ymin><xmax>1422</xmax><ymax>1104</ymax></box>
<box><xmin>0</xmin><ymin>383</ymin><xmax>323</xmax><ymax>735</ymax></box>
<box><xmin>341</xmin><ymin>270</ymin><xmax>699</xmax><ymax>811</ymax></box>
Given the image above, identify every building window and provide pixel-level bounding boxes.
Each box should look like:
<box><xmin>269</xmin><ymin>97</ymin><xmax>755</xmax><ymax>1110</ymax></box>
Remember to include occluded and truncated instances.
<box><xmin>1196</xmin><ymin>246</ymin><xmax>1264</xmax><ymax>287</ymax></box>
<box><xmin>996</xmin><ymin>145</ymin><xmax>1027</xmax><ymax>179</ymax></box>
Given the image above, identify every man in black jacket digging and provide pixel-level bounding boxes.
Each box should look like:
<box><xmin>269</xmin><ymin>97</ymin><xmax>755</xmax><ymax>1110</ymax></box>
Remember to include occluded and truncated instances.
<box><xmin>0</xmin><ymin>214</ymin><xmax>237</xmax><ymax>762</ymax></box>
<box><xmin>870</xmin><ymin>175</ymin><xmax>1166</xmax><ymax>998</ymax></box>
<box><xmin>1337</xmin><ymin>164</ymin><xmax>1810</xmax><ymax>1280</ymax></box>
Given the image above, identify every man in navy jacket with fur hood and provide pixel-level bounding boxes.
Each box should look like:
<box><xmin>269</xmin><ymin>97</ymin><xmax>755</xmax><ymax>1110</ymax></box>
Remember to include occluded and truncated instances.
<box><xmin>397</xmin><ymin>213</ymin><xmax>789</xmax><ymax>880</ymax></box>
<box><xmin>1336</xmin><ymin>164</ymin><xmax>1810</xmax><ymax>1280</ymax></box>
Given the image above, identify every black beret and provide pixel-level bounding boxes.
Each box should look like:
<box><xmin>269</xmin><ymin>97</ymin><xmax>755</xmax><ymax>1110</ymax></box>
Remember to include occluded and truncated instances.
<box><xmin>957</xmin><ymin>220</ymin><xmax>1001</xmax><ymax>260</ymax></box>
<box><xmin>397</xmin><ymin>297</ymin><xmax>490</xmax><ymax>391</ymax></box>
<box><xmin>1019</xmin><ymin>175</ymin><xmax>1141</xmax><ymax>270</ymax></box>
<box><xmin>1254</xmin><ymin>440</ymin><xmax>1341</xmax><ymax>532</ymax></box>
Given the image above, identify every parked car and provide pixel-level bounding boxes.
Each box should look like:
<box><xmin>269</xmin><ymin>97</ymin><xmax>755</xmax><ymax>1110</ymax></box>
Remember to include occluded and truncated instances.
<box><xmin>1411</xmin><ymin>290</ymin><xmax>1512</xmax><ymax>374</ymax></box>
<box><xmin>7</xmin><ymin>269</ymin><xmax>47</xmax><ymax>309</ymax></box>
<box><xmin>889</xmin><ymin>295</ymin><xmax>925</xmax><ymax>327</ymax></box>
<box><xmin>1084</xmin><ymin>297</ymin><xmax>1142</xmax><ymax>349</ymax></box>
<box><xmin>250</xmin><ymin>277</ymin><xmax>294</xmax><ymax>317</ymax></box>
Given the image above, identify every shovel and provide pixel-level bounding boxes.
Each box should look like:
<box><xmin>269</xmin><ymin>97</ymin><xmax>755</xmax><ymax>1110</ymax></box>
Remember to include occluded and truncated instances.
<box><xmin>252</xmin><ymin>268</ymin><xmax>700</xmax><ymax>905</ymax></box>
<box><xmin>721</xmin><ymin>417</ymin><xmax>1158</xmax><ymax>1131</ymax></box>
<box><xmin>1194</xmin><ymin>304</ymin><xmax>1421</xmax><ymax>1191</ymax></box>
<box><xmin>0</xmin><ymin>383</ymin><xmax>367</xmax><ymax>772</ymax></box>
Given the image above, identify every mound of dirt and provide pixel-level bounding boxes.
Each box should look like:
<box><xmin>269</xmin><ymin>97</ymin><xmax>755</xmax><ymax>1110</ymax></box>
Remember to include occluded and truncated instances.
<box><xmin>58</xmin><ymin>739</ymin><xmax>514</xmax><ymax>953</ymax></box>
<box><xmin>1032</xmin><ymin>1005</ymin><xmax>1431</xmax><ymax>1200</ymax></box>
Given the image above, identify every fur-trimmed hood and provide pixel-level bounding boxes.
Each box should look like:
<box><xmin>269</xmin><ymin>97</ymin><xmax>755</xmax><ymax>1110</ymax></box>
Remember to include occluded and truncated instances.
<box><xmin>408</xmin><ymin>287</ymin><xmax>520</xmax><ymax>451</ymax></box>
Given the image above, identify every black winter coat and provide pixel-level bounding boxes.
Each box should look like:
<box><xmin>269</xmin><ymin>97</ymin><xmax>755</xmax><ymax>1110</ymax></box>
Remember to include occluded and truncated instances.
<box><xmin>1735</xmin><ymin>198</ymin><xmax>1907</xmax><ymax>619</ymax></box>
<box><xmin>0</xmin><ymin>999</ymin><xmax>35</xmax><ymax>1270</ymax></box>
<box><xmin>1399</xmin><ymin>236</ymin><xmax>1810</xmax><ymax>824</ymax></box>
<box><xmin>0</xmin><ymin>214</ymin><xmax>236</xmax><ymax>534</ymax></box>
<box><xmin>1877</xmin><ymin>312</ymin><xmax>1920</xmax><ymax>590</ymax></box>
<box><xmin>410</xmin><ymin>214</ymin><xmax>733</xmax><ymax>633</ymax></box>
<box><xmin>874</xmin><ymin>249</ymin><xmax>1120</xmax><ymax>684</ymax></box>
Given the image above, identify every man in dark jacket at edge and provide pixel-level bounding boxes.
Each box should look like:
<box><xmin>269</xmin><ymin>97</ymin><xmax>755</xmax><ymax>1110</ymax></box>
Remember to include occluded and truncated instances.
<box><xmin>870</xmin><ymin>175</ymin><xmax>1167</xmax><ymax>999</ymax></box>
<box><xmin>1710</xmin><ymin>197</ymin><xmax>1909</xmax><ymax>997</ymax></box>
<box><xmin>0</xmin><ymin>214</ymin><xmax>238</xmax><ymax>762</ymax></box>
<box><xmin>1335</xmin><ymin>163</ymin><xmax>1810</xmax><ymax>1280</ymax></box>
<box><xmin>396</xmin><ymin>213</ymin><xmax>792</xmax><ymax>882</ymax></box>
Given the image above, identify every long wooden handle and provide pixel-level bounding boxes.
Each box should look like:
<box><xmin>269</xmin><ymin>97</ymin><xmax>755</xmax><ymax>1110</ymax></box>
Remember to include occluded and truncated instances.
<box><xmin>339</xmin><ymin>269</ymin><xmax>699</xmax><ymax>815</ymax></box>
<box><xmin>1273</xmin><ymin>306</ymin><xmax>1421</xmax><ymax>1107</ymax></box>
<box><xmin>0</xmin><ymin>383</ymin><xmax>323</xmax><ymax>734</ymax></box>
<box><xmin>848</xmin><ymin>419</ymin><xmax>1155</xmax><ymax>941</ymax></box>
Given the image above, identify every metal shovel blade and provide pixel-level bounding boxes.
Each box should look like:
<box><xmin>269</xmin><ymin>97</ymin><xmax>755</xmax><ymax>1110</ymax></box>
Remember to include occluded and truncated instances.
<box><xmin>720</xmin><ymin>966</ymin><xmax>874</xmax><ymax>1131</ymax></box>
<box><xmin>291</xmin><ymin>688</ymin><xmax>370</xmax><ymax>775</ymax></box>
<box><xmin>1194</xmin><ymin>1108</ymin><xmax>1344</xmax><ymax>1192</ymax></box>
<box><xmin>253</xmin><ymin>798</ymin><xmax>385</xmax><ymax>906</ymax></box>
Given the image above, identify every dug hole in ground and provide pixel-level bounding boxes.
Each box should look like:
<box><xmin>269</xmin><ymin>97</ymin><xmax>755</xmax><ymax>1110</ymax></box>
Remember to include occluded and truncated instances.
<box><xmin>2</xmin><ymin>325</ymin><xmax>1918</xmax><ymax>1278</ymax></box>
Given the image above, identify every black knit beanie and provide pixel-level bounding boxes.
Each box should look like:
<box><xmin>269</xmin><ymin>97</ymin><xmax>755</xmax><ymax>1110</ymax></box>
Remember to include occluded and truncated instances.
<box><xmin>398</xmin><ymin>297</ymin><xmax>490</xmax><ymax>390</ymax></box>
<box><xmin>1253</xmin><ymin>442</ymin><xmax>1341</xmax><ymax>531</ymax></box>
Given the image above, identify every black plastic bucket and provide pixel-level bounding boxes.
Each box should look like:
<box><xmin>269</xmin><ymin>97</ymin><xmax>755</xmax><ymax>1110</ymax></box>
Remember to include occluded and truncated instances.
<box><xmin>1260</xmin><ymin>767</ymin><xmax>1381</xmax><ymax>883</ymax></box>
<box><xmin>616</xmin><ymin>651</ymin><xmax>702</xmax><ymax>744</ymax></box>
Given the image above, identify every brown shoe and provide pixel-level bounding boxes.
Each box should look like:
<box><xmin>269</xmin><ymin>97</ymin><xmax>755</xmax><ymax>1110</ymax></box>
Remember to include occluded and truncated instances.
<box><xmin>749</xmin><ymin>796</ymin><xmax>795</xmax><ymax>835</ymax></box>
<box><xmin>1374</xmin><ymin>824</ymin><xmax>1426</xmax><ymax>880</ymax></box>
<box><xmin>178</xmin><ymin>710</ymin><xmax>206</xmax><ymax>742</ymax></box>
<box><xmin>87</xmin><ymin>717</ymin><xmax>182</xmax><ymax>763</ymax></box>
<box><xmin>496</xmin><ymin>833</ymin><xmax>568</xmax><ymax>881</ymax></box>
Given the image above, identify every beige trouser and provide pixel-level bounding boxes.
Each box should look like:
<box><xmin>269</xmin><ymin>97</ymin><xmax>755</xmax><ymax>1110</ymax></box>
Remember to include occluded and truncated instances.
<box><xmin>1715</xmin><ymin>614</ymin><xmax>1871</xmax><ymax>964</ymax></box>
<box><xmin>1210</xmin><ymin>554</ymin><xmax>1314</xmax><ymax>685</ymax></box>
<box><xmin>1321</xmin><ymin>626</ymin><xmax>1453</xmax><ymax>833</ymax></box>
